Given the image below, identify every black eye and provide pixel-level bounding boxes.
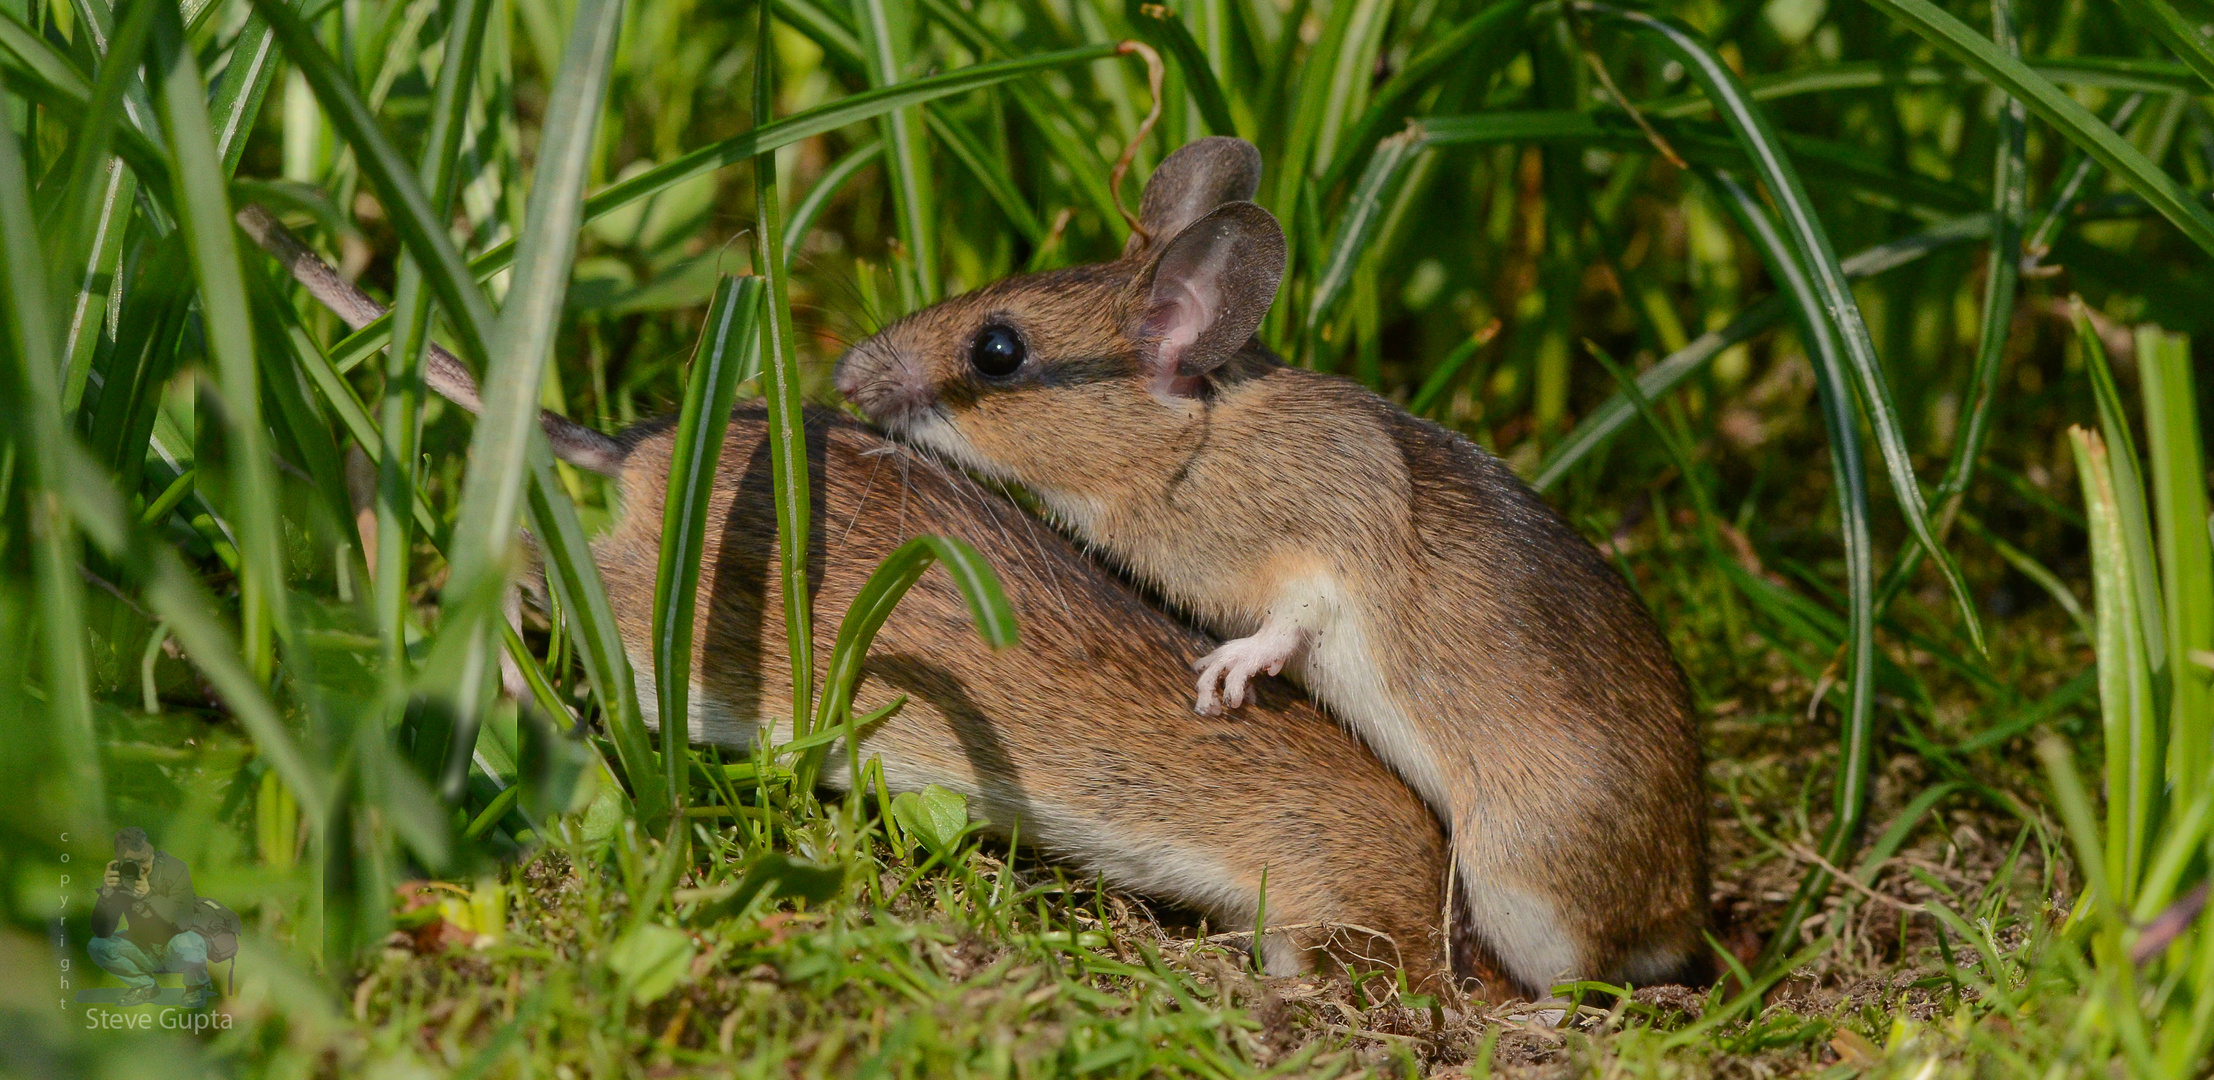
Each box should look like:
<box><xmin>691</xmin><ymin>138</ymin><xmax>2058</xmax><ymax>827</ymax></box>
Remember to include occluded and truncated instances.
<box><xmin>969</xmin><ymin>323</ymin><xmax>1026</xmax><ymax>378</ymax></box>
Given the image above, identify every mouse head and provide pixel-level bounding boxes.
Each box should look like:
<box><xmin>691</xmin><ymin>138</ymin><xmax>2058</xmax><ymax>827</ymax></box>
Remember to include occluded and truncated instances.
<box><xmin>833</xmin><ymin>137</ymin><xmax>1285</xmax><ymax>505</ymax></box>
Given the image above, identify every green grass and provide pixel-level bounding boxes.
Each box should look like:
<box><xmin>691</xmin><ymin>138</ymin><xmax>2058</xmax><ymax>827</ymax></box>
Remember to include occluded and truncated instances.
<box><xmin>3</xmin><ymin>0</ymin><xmax>2213</xmax><ymax>1072</ymax></box>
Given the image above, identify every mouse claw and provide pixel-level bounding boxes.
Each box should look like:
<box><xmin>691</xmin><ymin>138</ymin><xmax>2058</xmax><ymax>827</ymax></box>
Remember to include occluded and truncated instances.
<box><xmin>1192</xmin><ymin>656</ymin><xmax>1232</xmax><ymax>715</ymax></box>
<box><xmin>1191</xmin><ymin>626</ymin><xmax>1307</xmax><ymax>715</ymax></box>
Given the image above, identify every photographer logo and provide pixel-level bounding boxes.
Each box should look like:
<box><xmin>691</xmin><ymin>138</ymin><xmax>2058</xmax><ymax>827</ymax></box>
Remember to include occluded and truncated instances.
<box><xmin>72</xmin><ymin>827</ymin><xmax>240</xmax><ymax>1028</ymax></box>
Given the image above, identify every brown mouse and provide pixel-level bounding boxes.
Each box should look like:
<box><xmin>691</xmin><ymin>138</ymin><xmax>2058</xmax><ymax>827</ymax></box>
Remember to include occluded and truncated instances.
<box><xmin>600</xmin><ymin>408</ymin><xmax>1505</xmax><ymax>987</ymax></box>
<box><xmin>238</xmin><ymin>207</ymin><xmax>1499</xmax><ymax>992</ymax></box>
<box><xmin>831</xmin><ymin>137</ymin><xmax>1709</xmax><ymax>995</ymax></box>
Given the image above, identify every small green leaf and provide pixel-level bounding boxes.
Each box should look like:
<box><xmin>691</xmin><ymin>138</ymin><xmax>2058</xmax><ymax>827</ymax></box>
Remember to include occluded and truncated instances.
<box><xmin>891</xmin><ymin>784</ymin><xmax>973</xmax><ymax>855</ymax></box>
<box><xmin>606</xmin><ymin>923</ymin><xmax>697</xmax><ymax>1005</ymax></box>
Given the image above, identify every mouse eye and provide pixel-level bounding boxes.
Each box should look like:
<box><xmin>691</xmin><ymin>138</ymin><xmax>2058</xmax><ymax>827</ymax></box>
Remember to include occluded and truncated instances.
<box><xmin>968</xmin><ymin>323</ymin><xmax>1026</xmax><ymax>379</ymax></box>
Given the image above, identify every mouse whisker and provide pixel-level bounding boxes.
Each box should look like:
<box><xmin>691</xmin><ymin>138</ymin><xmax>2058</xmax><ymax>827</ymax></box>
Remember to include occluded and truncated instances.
<box><xmin>843</xmin><ymin>443</ymin><xmax>890</xmax><ymax>549</ymax></box>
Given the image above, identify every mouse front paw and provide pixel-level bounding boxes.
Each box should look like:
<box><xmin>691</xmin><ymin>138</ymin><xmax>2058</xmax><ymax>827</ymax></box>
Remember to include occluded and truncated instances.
<box><xmin>1190</xmin><ymin>624</ymin><xmax>1308</xmax><ymax>715</ymax></box>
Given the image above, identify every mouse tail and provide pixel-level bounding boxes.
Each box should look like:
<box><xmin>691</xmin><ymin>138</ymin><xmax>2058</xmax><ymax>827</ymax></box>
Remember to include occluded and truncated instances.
<box><xmin>235</xmin><ymin>203</ymin><xmax>626</xmax><ymax>476</ymax></box>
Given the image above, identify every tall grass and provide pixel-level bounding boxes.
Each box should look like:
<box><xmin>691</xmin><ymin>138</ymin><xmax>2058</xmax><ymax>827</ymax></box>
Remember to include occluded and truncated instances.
<box><xmin>2</xmin><ymin>0</ymin><xmax>2212</xmax><ymax>1069</ymax></box>
<box><xmin>2039</xmin><ymin>316</ymin><xmax>2213</xmax><ymax>1079</ymax></box>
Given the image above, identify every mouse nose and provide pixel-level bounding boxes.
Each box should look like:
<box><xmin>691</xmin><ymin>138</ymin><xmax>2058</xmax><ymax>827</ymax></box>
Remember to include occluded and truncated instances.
<box><xmin>833</xmin><ymin>342</ymin><xmax>929</xmax><ymax>423</ymax></box>
<box><xmin>831</xmin><ymin>351</ymin><xmax>866</xmax><ymax>400</ymax></box>
<box><xmin>831</xmin><ymin>343</ymin><xmax>889</xmax><ymax>402</ymax></box>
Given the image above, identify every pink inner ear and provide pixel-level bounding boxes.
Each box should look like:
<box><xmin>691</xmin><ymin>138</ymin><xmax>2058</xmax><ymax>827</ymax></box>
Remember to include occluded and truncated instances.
<box><xmin>1153</xmin><ymin>280</ymin><xmax>1214</xmax><ymax>366</ymax></box>
<box><xmin>1144</xmin><ymin>282</ymin><xmax>1215</xmax><ymax>399</ymax></box>
<box><xmin>1151</xmin><ymin>239</ymin><xmax>1239</xmax><ymax>387</ymax></box>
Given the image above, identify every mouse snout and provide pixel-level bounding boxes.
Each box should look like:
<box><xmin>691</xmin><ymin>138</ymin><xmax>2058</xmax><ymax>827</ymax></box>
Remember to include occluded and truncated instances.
<box><xmin>833</xmin><ymin>342</ymin><xmax>935</xmax><ymax>427</ymax></box>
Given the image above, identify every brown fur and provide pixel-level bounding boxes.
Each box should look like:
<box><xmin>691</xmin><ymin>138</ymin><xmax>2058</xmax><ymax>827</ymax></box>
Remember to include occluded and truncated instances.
<box><xmin>832</xmin><ymin>138</ymin><xmax>1709</xmax><ymax>996</ymax></box>
<box><xmin>589</xmin><ymin>407</ymin><xmax>1505</xmax><ymax>991</ymax></box>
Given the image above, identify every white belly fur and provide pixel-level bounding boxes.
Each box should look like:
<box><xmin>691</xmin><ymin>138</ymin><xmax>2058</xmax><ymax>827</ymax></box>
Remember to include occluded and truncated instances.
<box><xmin>629</xmin><ymin>651</ymin><xmax>764</xmax><ymax>750</ymax></box>
<box><xmin>1284</xmin><ymin>579</ymin><xmax>1583</xmax><ymax>990</ymax></box>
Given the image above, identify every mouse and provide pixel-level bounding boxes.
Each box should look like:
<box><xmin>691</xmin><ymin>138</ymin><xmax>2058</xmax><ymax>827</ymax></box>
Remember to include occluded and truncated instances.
<box><xmin>830</xmin><ymin>136</ymin><xmax>1710</xmax><ymax>995</ymax></box>
<box><xmin>237</xmin><ymin>205</ymin><xmax>1501</xmax><ymax>991</ymax></box>
<box><xmin>601</xmin><ymin>407</ymin><xmax>1510</xmax><ymax>988</ymax></box>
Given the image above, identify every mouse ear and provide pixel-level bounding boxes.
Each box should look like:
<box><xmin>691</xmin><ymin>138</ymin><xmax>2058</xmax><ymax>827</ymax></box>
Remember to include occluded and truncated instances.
<box><xmin>1124</xmin><ymin>137</ymin><xmax>1264</xmax><ymax>259</ymax></box>
<box><xmin>1134</xmin><ymin>201</ymin><xmax>1285</xmax><ymax>399</ymax></box>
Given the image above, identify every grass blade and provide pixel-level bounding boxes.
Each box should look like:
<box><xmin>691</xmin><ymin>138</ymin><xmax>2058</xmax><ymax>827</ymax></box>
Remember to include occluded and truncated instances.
<box><xmin>527</xmin><ymin>450</ymin><xmax>664</xmax><ymax>821</ymax></box>
<box><xmin>1599</xmin><ymin>6</ymin><xmax>1984</xmax><ymax>654</ymax></box>
<box><xmin>1317</xmin><ymin>0</ymin><xmax>1528</xmax><ymax>194</ymax></box>
<box><xmin>2112</xmin><ymin>0</ymin><xmax>2214</xmax><ymax>95</ymax></box>
<box><xmin>2069</xmin><ymin>426</ymin><xmax>2160</xmax><ymax>904</ymax></box>
<box><xmin>2073</xmin><ymin>299</ymin><xmax>2167</xmax><ymax>671</ymax></box>
<box><xmin>1310</xmin><ymin>0</ymin><xmax>1391</xmax><ymax>186</ymax></box>
<box><xmin>567</xmin><ymin>46</ymin><xmax>1112</xmax><ymax>276</ymax></box>
<box><xmin>1644</xmin><ymin>59</ymin><xmax>2200</xmax><ymax>119</ymax></box>
<box><xmin>853</xmin><ymin>0</ymin><xmax>938</xmax><ymax>307</ymax></box>
<box><xmin>319</xmin><ymin>43</ymin><xmax>1121</xmax><ymax>372</ymax></box>
<box><xmin>0</xmin><ymin>18</ymin><xmax>174</xmax><ymax>207</ymax></box>
<box><xmin>143</xmin><ymin>553</ymin><xmax>329</xmax><ymax>814</ymax></box>
<box><xmin>151</xmin><ymin>1</ymin><xmax>287</xmax><ymax>674</ymax></box>
<box><xmin>1858</xmin><ymin>0</ymin><xmax>2214</xmax><ymax>256</ymax></box>
<box><xmin>250</xmin><ymin>283</ymin><xmax>359</xmax><ymax>543</ymax></box>
<box><xmin>268</xmin><ymin>292</ymin><xmax>442</xmax><ymax>536</ymax></box>
<box><xmin>1863</xmin><ymin>0</ymin><xmax>2027</xmax><ymax>620</ymax></box>
<box><xmin>441</xmin><ymin>0</ymin><xmax>629</xmax><ymax>800</ymax></box>
<box><xmin>209</xmin><ymin>15</ymin><xmax>280</xmax><ymax>173</ymax></box>
<box><xmin>2136</xmin><ymin>327</ymin><xmax>2211</xmax><ymax>803</ymax></box>
<box><xmin>1406</xmin><ymin>322</ymin><xmax>1500</xmax><ymax>417</ymax></box>
<box><xmin>247</xmin><ymin>0</ymin><xmax>499</xmax><ymax>364</ymax></box>
<box><xmin>1269</xmin><ymin>0</ymin><xmax>1381</xmax><ymax>229</ymax></box>
<box><xmin>1381</xmin><ymin>110</ymin><xmax>1978</xmax><ymax>225</ymax></box>
<box><xmin>55</xmin><ymin>159</ymin><xmax>136</xmax><ymax>416</ymax></box>
<box><xmin>1958</xmin><ymin>512</ymin><xmax>2091</xmax><ymax>638</ymax></box>
<box><xmin>1533</xmin><ymin>214</ymin><xmax>1993</xmax><ymax>491</ymax></box>
<box><xmin>1703</xmin><ymin>168</ymin><xmax>1876</xmax><ymax>975</ymax></box>
<box><xmin>784</xmin><ymin>138</ymin><xmax>883</xmax><ymax>269</ymax></box>
<box><xmin>0</xmin><ymin>79</ymin><xmax>101</xmax><ymax>824</ymax></box>
<box><xmin>1307</xmin><ymin>126</ymin><xmax>1422</xmax><ymax>336</ymax></box>
<box><xmin>913</xmin><ymin>0</ymin><xmax>1124</xmax><ymax>230</ymax></box>
<box><xmin>651</xmin><ymin>276</ymin><xmax>763</xmax><ymax>815</ymax></box>
<box><xmin>803</xmin><ymin>534</ymin><xmax>1016</xmax><ymax>790</ymax></box>
<box><xmin>1934</xmin><ymin>1</ymin><xmax>2026</xmax><ymax>526</ymax></box>
<box><xmin>37</xmin><ymin>0</ymin><xmax>151</xmax><ymax>415</ymax></box>
<box><xmin>381</xmin><ymin>0</ymin><xmax>495</xmax><ymax>670</ymax></box>
<box><xmin>0</xmin><ymin>8</ymin><xmax>90</xmax><ymax>101</ymax></box>
<box><xmin>922</xmin><ymin>109</ymin><xmax>1044</xmax><ymax>244</ymax></box>
<box><xmin>1124</xmin><ymin>0</ymin><xmax>1234</xmax><ymax>136</ymax></box>
<box><xmin>444</xmin><ymin>0</ymin><xmax>621</xmax><ymax>570</ymax></box>
<box><xmin>775</xmin><ymin>0</ymin><xmax>865</xmax><ymax>76</ymax></box>
<box><xmin>925</xmin><ymin>534</ymin><xmax>1017</xmax><ymax>649</ymax></box>
<box><xmin>2037</xmin><ymin>733</ymin><xmax>2115</xmax><ymax>918</ymax></box>
<box><xmin>2023</xmin><ymin>95</ymin><xmax>2145</xmax><ymax>267</ymax></box>
<box><xmin>754</xmin><ymin>0</ymin><xmax>815</xmax><ymax>748</ymax></box>
<box><xmin>82</xmin><ymin>236</ymin><xmax>192</xmax><ymax>489</ymax></box>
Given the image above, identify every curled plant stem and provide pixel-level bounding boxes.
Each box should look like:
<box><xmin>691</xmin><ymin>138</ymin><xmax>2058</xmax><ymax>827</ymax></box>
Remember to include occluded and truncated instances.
<box><xmin>1109</xmin><ymin>40</ymin><xmax>1166</xmax><ymax>242</ymax></box>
